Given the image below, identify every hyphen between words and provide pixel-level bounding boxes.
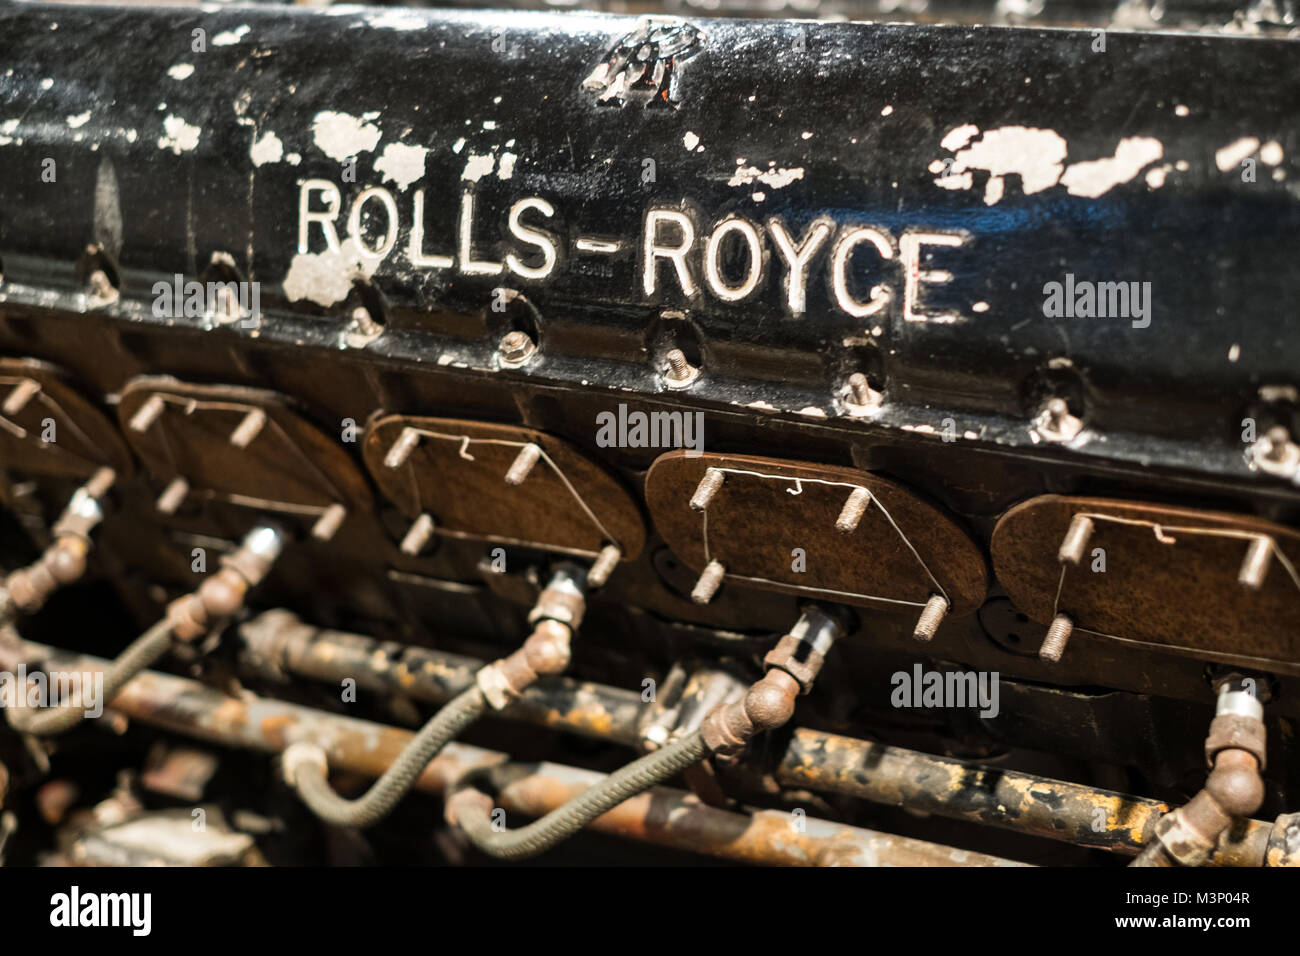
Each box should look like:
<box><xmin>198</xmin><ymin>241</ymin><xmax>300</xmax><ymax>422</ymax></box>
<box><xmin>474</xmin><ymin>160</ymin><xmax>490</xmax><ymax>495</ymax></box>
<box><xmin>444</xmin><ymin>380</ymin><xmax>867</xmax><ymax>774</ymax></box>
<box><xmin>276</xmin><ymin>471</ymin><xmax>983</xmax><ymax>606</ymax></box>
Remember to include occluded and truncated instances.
<box><xmin>295</xmin><ymin>181</ymin><xmax>974</xmax><ymax>320</ymax></box>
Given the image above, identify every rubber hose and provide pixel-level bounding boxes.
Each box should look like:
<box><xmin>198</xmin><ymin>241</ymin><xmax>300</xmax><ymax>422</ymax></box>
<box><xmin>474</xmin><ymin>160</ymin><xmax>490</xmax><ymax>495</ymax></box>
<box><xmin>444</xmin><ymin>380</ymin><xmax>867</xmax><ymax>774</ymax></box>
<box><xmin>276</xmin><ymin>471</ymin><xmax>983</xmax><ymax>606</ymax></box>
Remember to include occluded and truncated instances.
<box><xmin>456</xmin><ymin>730</ymin><xmax>709</xmax><ymax>860</ymax></box>
<box><xmin>293</xmin><ymin>685</ymin><xmax>488</xmax><ymax>828</ymax></box>
<box><xmin>5</xmin><ymin>619</ymin><xmax>174</xmax><ymax>736</ymax></box>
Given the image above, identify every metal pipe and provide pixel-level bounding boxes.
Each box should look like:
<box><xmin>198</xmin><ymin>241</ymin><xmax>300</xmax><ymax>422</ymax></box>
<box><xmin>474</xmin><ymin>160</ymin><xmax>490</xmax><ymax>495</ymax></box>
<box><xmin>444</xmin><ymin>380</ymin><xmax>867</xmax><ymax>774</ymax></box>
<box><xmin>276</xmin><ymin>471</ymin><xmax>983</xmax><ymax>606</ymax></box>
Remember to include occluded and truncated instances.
<box><xmin>2</xmin><ymin>639</ymin><xmax>1025</xmax><ymax>867</ymax></box>
<box><xmin>238</xmin><ymin>612</ymin><xmax>1281</xmax><ymax>865</ymax></box>
<box><xmin>776</xmin><ymin>728</ymin><xmax>1274</xmax><ymax>868</ymax></box>
<box><xmin>238</xmin><ymin>611</ymin><xmax>646</xmax><ymax>747</ymax></box>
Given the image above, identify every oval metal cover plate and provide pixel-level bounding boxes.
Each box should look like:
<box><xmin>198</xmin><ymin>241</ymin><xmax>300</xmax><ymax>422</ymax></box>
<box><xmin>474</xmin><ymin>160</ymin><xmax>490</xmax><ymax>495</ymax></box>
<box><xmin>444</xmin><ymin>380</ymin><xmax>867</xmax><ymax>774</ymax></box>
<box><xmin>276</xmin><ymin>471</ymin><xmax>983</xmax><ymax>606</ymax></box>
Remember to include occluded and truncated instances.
<box><xmin>644</xmin><ymin>450</ymin><xmax>987</xmax><ymax>614</ymax></box>
<box><xmin>363</xmin><ymin>414</ymin><xmax>645</xmax><ymax>561</ymax></box>
<box><xmin>992</xmin><ymin>495</ymin><xmax>1300</xmax><ymax>672</ymax></box>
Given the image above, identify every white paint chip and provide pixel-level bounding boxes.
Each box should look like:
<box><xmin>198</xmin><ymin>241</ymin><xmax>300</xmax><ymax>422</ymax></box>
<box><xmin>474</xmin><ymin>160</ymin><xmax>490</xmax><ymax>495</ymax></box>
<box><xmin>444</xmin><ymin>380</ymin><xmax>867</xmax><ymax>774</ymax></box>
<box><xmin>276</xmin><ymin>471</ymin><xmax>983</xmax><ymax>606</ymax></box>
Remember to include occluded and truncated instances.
<box><xmin>311</xmin><ymin>110</ymin><xmax>381</xmax><ymax>161</ymax></box>
<box><xmin>250</xmin><ymin>130</ymin><xmax>283</xmax><ymax>167</ymax></box>
<box><xmin>168</xmin><ymin>64</ymin><xmax>195</xmax><ymax>81</ymax></box>
<box><xmin>212</xmin><ymin>25</ymin><xmax>250</xmax><ymax>47</ymax></box>
<box><xmin>282</xmin><ymin>239</ymin><xmax>379</xmax><ymax>307</ymax></box>
<box><xmin>157</xmin><ymin>115</ymin><xmax>201</xmax><ymax>154</ymax></box>
<box><xmin>728</xmin><ymin>165</ymin><xmax>805</xmax><ymax>189</ymax></box>
<box><xmin>461</xmin><ymin>153</ymin><xmax>495</xmax><ymax>182</ymax></box>
<box><xmin>683</xmin><ymin>131</ymin><xmax>700</xmax><ymax>150</ymax></box>
<box><xmin>374</xmin><ymin>141</ymin><xmax>429</xmax><ymax>191</ymax></box>
<box><xmin>1059</xmin><ymin>136</ymin><xmax>1163</xmax><ymax>198</ymax></box>
<box><xmin>498</xmin><ymin>152</ymin><xmax>517</xmax><ymax>180</ymax></box>
<box><xmin>66</xmin><ymin>111</ymin><xmax>91</xmax><ymax>129</ymax></box>
<box><xmin>1216</xmin><ymin>137</ymin><xmax>1260</xmax><ymax>173</ymax></box>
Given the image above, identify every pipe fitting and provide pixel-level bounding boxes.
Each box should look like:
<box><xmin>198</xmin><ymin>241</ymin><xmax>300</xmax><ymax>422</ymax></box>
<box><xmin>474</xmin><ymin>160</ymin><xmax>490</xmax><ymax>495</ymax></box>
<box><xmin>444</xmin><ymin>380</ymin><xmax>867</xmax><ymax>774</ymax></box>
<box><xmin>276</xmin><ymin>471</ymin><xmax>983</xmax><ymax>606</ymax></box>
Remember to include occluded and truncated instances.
<box><xmin>702</xmin><ymin>606</ymin><xmax>843</xmax><ymax>756</ymax></box>
<box><xmin>477</xmin><ymin>619</ymin><xmax>573</xmax><ymax>710</ymax></box>
<box><xmin>282</xmin><ymin>742</ymin><xmax>328</xmax><ymax>788</ymax></box>
<box><xmin>526</xmin><ymin>564</ymin><xmax>588</xmax><ymax>630</ymax></box>
<box><xmin>167</xmin><ymin>524</ymin><xmax>285</xmax><ymax>642</ymax></box>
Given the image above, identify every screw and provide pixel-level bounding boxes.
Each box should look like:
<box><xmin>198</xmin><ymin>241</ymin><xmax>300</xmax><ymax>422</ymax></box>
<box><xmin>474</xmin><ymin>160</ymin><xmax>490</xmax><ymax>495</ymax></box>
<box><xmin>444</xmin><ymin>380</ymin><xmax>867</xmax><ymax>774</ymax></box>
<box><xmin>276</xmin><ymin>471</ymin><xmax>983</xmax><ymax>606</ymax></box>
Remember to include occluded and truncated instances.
<box><xmin>1058</xmin><ymin>514</ymin><xmax>1094</xmax><ymax>565</ymax></box>
<box><xmin>587</xmin><ymin>544</ymin><xmax>622</xmax><ymax>588</ymax></box>
<box><xmin>86</xmin><ymin>269</ymin><xmax>116</xmax><ymax>303</ymax></box>
<box><xmin>690</xmin><ymin>559</ymin><xmax>726</xmax><ymax>605</ymax></box>
<box><xmin>400</xmin><ymin>514</ymin><xmax>436</xmax><ymax>556</ymax></box>
<box><xmin>384</xmin><ymin>427</ymin><xmax>422</xmax><ymax>470</ymax></box>
<box><xmin>664</xmin><ymin>348</ymin><xmax>699</xmax><ymax>388</ymax></box>
<box><xmin>229</xmin><ymin>409</ymin><xmax>266</xmax><ymax>449</ymax></box>
<box><xmin>1039</xmin><ymin>613</ymin><xmax>1074</xmax><ymax>662</ymax></box>
<box><xmin>1037</xmin><ymin>397</ymin><xmax>1082</xmax><ymax>442</ymax></box>
<box><xmin>845</xmin><ymin>372</ymin><xmax>882</xmax><ymax>411</ymax></box>
<box><xmin>912</xmin><ymin>594</ymin><xmax>949</xmax><ymax>642</ymax></box>
<box><xmin>129</xmin><ymin>395</ymin><xmax>166</xmax><ymax>433</ymax></box>
<box><xmin>690</xmin><ymin>468</ymin><xmax>724</xmax><ymax>511</ymax></box>
<box><xmin>311</xmin><ymin>503</ymin><xmax>347</xmax><ymax>541</ymax></box>
<box><xmin>505</xmin><ymin>443</ymin><xmax>542</xmax><ymax>486</ymax></box>
<box><xmin>835</xmin><ymin>487</ymin><xmax>872</xmax><ymax>533</ymax></box>
<box><xmin>498</xmin><ymin>330</ymin><xmax>536</xmax><ymax>365</ymax></box>
<box><xmin>1238</xmin><ymin>535</ymin><xmax>1274</xmax><ymax>590</ymax></box>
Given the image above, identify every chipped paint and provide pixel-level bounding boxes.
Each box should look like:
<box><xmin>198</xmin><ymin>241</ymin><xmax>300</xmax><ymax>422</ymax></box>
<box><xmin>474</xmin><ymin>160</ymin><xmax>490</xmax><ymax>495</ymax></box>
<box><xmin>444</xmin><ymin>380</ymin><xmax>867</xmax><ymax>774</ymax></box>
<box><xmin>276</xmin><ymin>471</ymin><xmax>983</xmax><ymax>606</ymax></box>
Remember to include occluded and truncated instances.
<box><xmin>461</xmin><ymin>153</ymin><xmax>495</xmax><ymax>182</ymax></box>
<box><xmin>1059</xmin><ymin>137</ymin><xmax>1162</xmax><ymax>198</ymax></box>
<box><xmin>212</xmin><ymin>25</ymin><xmax>250</xmax><ymax>47</ymax></box>
<box><xmin>1216</xmin><ymin>137</ymin><xmax>1260</xmax><ymax>172</ymax></box>
<box><xmin>728</xmin><ymin>164</ymin><xmax>805</xmax><ymax>189</ymax></box>
<box><xmin>497</xmin><ymin>152</ymin><xmax>517</xmax><ymax>180</ymax></box>
<box><xmin>167</xmin><ymin>63</ymin><xmax>195</xmax><ymax>81</ymax></box>
<box><xmin>66</xmin><ymin>111</ymin><xmax>91</xmax><ymax>129</ymax></box>
<box><xmin>282</xmin><ymin>238</ymin><xmax>380</xmax><ymax>307</ymax></box>
<box><xmin>312</xmin><ymin>110</ymin><xmax>381</xmax><ymax>162</ymax></box>
<box><xmin>250</xmin><ymin>131</ymin><xmax>284</xmax><ymax>167</ymax></box>
<box><xmin>374</xmin><ymin>142</ymin><xmax>429</xmax><ymax>191</ymax></box>
<box><xmin>157</xmin><ymin>115</ymin><xmax>200</xmax><ymax>154</ymax></box>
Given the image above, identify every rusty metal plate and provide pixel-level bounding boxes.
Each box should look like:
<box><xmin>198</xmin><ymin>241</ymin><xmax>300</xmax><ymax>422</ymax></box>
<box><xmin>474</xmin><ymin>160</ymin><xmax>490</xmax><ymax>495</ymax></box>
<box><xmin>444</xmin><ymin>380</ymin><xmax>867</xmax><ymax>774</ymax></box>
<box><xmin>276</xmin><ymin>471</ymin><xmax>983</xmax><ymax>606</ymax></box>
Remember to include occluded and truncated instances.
<box><xmin>363</xmin><ymin>414</ymin><xmax>645</xmax><ymax>561</ymax></box>
<box><xmin>992</xmin><ymin>495</ymin><xmax>1300</xmax><ymax>672</ymax></box>
<box><xmin>116</xmin><ymin>376</ymin><xmax>371</xmax><ymax>522</ymax></box>
<box><xmin>644</xmin><ymin>451</ymin><xmax>987</xmax><ymax>614</ymax></box>
<box><xmin>0</xmin><ymin>357</ymin><xmax>133</xmax><ymax>479</ymax></box>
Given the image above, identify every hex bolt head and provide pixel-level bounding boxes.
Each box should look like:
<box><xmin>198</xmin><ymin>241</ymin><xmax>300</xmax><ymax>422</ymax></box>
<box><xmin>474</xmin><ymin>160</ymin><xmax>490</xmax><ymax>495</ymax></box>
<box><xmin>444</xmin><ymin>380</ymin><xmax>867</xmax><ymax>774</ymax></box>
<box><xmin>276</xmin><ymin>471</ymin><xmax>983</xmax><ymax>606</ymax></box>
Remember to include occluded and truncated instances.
<box><xmin>912</xmin><ymin>594</ymin><xmax>949</xmax><ymax>642</ymax></box>
<box><xmin>1036</xmin><ymin>397</ymin><xmax>1083</xmax><ymax>442</ymax></box>
<box><xmin>86</xmin><ymin>269</ymin><xmax>117</xmax><ymax>304</ymax></box>
<box><xmin>1058</xmin><ymin>514</ymin><xmax>1095</xmax><ymax>566</ymax></box>
<box><xmin>690</xmin><ymin>559</ymin><xmax>726</xmax><ymax>605</ymax></box>
<box><xmin>835</xmin><ymin>487</ymin><xmax>872</xmax><ymax>533</ymax></box>
<box><xmin>845</xmin><ymin>373</ymin><xmax>882</xmax><ymax>412</ymax></box>
<box><xmin>498</xmin><ymin>330</ymin><xmax>537</xmax><ymax>365</ymax></box>
<box><xmin>1039</xmin><ymin>613</ymin><xmax>1074</xmax><ymax>662</ymax></box>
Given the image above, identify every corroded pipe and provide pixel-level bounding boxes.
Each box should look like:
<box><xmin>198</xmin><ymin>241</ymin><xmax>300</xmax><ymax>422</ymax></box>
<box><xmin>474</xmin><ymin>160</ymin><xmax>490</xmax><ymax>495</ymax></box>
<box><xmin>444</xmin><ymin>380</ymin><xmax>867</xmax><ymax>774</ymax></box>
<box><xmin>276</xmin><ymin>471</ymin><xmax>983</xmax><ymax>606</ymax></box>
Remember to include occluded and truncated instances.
<box><xmin>3</xmin><ymin>640</ymin><xmax>1025</xmax><ymax>867</ymax></box>
<box><xmin>777</xmin><ymin>728</ymin><xmax>1274</xmax><ymax>867</ymax></box>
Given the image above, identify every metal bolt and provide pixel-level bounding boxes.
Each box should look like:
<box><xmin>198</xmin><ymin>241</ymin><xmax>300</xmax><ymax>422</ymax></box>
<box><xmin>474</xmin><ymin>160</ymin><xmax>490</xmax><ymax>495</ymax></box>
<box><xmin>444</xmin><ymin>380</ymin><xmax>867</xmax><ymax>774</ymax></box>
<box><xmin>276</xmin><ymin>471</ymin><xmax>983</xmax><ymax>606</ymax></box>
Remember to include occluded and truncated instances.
<box><xmin>384</xmin><ymin>427</ymin><xmax>422</xmax><ymax>469</ymax></box>
<box><xmin>2</xmin><ymin>380</ymin><xmax>40</xmax><ymax>417</ymax></box>
<box><xmin>835</xmin><ymin>487</ymin><xmax>872</xmax><ymax>533</ymax></box>
<box><xmin>664</xmin><ymin>348</ymin><xmax>699</xmax><ymax>388</ymax></box>
<box><xmin>311</xmin><ymin>503</ymin><xmax>347</xmax><ymax>541</ymax></box>
<box><xmin>1039</xmin><ymin>613</ymin><xmax>1074</xmax><ymax>662</ymax></box>
<box><xmin>1058</xmin><ymin>514</ymin><xmax>1094</xmax><ymax>566</ymax></box>
<box><xmin>690</xmin><ymin>559</ymin><xmax>726</xmax><ymax>605</ymax></box>
<box><xmin>400</xmin><ymin>514</ymin><xmax>436</xmax><ymax>556</ymax></box>
<box><xmin>129</xmin><ymin>395</ymin><xmax>166</xmax><ymax>433</ymax></box>
<box><xmin>498</xmin><ymin>330</ymin><xmax>536</xmax><ymax>365</ymax></box>
<box><xmin>351</xmin><ymin>306</ymin><xmax>382</xmax><ymax>337</ymax></box>
<box><xmin>86</xmin><ymin>269</ymin><xmax>116</xmax><ymax>303</ymax></box>
<box><xmin>587</xmin><ymin>544</ymin><xmax>622</xmax><ymax>588</ymax></box>
<box><xmin>156</xmin><ymin>477</ymin><xmax>189</xmax><ymax>515</ymax></box>
<box><xmin>912</xmin><ymin>594</ymin><xmax>949</xmax><ymax>642</ymax></box>
<box><xmin>1038</xmin><ymin>397</ymin><xmax>1082</xmax><ymax>442</ymax></box>
<box><xmin>690</xmin><ymin>468</ymin><xmax>724</xmax><ymax>511</ymax></box>
<box><xmin>1263</xmin><ymin>427</ymin><xmax>1291</xmax><ymax>463</ymax></box>
<box><xmin>1238</xmin><ymin>535</ymin><xmax>1274</xmax><ymax>590</ymax></box>
<box><xmin>229</xmin><ymin>409</ymin><xmax>266</xmax><ymax>449</ymax></box>
<box><xmin>505</xmin><ymin>443</ymin><xmax>542</xmax><ymax>486</ymax></box>
<box><xmin>845</xmin><ymin>372</ymin><xmax>881</xmax><ymax>411</ymax></box>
